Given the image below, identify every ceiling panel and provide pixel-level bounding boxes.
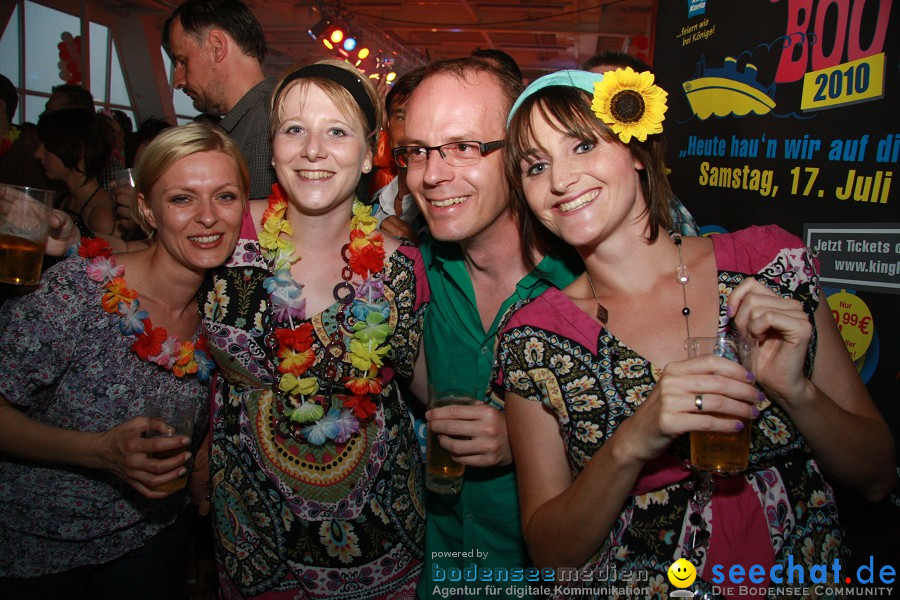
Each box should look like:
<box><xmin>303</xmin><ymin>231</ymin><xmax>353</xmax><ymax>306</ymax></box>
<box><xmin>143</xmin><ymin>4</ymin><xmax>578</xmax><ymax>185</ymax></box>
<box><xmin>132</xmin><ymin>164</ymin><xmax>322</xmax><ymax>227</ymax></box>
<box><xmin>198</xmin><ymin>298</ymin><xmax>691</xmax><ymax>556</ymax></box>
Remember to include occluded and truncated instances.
<box><xmin>92</xmin><ymin>0</ymin><xmax>656</xmax><ymax>81</ymax></box>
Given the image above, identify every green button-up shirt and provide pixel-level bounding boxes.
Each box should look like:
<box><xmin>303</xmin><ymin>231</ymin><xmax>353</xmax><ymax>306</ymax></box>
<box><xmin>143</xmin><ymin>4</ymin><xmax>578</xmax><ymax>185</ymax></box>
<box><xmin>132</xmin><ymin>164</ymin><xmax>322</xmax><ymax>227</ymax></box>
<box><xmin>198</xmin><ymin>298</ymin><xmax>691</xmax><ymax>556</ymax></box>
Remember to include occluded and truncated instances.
<box><xmin>418</xmin><ymin>238</ymin><xmax>579</xmax><ymax>600</ymax></box>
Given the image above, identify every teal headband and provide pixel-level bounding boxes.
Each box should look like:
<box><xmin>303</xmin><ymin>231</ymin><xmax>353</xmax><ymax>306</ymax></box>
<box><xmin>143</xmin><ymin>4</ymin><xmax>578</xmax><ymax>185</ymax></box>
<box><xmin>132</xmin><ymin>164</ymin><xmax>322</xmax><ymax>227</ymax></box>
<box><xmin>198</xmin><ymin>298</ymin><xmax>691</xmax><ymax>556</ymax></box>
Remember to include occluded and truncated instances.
<box><xmin>507</xmin><ymin>70</ymin><xmax>604</xmax><ymax>127</ymax></box>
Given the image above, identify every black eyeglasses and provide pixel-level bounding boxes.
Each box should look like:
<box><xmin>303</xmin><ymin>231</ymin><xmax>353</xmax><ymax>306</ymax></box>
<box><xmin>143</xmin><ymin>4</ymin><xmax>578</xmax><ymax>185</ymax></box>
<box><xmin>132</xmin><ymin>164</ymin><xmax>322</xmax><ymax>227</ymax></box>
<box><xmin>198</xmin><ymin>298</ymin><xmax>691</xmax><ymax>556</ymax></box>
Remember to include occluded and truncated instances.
<box><xmin>392</xmin><ymin>140</ymin><xmax>504</xmax><ymax>169</ymax></box>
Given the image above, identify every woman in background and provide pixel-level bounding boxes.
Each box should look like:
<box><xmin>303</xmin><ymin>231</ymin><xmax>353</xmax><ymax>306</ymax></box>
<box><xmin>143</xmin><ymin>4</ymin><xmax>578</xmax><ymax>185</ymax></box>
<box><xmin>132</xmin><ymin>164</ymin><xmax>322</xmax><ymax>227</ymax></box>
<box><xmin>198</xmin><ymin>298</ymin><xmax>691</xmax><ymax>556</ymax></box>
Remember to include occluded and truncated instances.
<box><xmin>34</xmin><ymin>108</ymin><xmax>117</xmax><ymax>237</ymax></box>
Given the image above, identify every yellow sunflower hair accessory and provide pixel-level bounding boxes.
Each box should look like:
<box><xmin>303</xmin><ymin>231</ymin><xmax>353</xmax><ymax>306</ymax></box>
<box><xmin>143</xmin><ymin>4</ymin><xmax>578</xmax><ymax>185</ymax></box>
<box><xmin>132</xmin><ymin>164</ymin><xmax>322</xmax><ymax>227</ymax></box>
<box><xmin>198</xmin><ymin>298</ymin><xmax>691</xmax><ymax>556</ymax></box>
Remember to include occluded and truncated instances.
<box><xmin>591</xmin><ymin>67</ymin><xmax>668</xmax><ymax>144</ymax></box>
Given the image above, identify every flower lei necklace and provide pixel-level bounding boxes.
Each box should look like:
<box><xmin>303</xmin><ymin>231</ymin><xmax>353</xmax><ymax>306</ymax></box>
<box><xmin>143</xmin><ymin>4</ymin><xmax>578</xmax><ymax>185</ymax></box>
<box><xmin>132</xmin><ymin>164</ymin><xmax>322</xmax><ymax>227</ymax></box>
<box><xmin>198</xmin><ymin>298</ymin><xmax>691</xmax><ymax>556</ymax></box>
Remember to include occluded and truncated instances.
<box><xmin>259</xmin><ymin>183</ymin><xmax>392</xmax><ymax>446</ymax></box>
<box><xmin>77</xmin><ymin>237</ymin><xmax>214</xmax><ymax>381</ymax></box>
<box><xmin>0</xmin><ymin>126</ymin><xmax>20</xmax><ymax>158</ymax></box>
<box><xmin>591</xmin><ymin>67</ymin><xmax>668</xmax><ymax>144</ymax></box>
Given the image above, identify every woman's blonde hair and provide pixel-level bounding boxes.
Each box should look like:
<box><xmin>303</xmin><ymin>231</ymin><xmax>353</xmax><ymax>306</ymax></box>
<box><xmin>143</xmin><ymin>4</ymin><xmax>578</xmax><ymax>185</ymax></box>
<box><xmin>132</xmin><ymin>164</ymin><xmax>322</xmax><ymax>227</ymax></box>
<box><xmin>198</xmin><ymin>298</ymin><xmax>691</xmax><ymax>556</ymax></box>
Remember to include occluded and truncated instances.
<box><xmin>132</xmin><ymin>122</ymin><xmax>249</xmax><ymax>234</ymax></box>
<box><xmin>270</xmin><ymin>58</ymin><xmax>383</xmax><ymax>152</ymax></box>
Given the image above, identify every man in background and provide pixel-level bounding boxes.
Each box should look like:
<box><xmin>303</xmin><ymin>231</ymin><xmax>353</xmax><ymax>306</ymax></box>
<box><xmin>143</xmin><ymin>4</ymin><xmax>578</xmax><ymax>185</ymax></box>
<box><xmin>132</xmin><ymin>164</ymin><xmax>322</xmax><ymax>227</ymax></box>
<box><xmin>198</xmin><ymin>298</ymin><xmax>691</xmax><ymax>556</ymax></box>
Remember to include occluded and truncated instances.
<box><xmin>45</xmin><ymin>83</ymin><xmax>94</xmax><ymax>113</ymax></box>
<box><xmin>373</xmin><ymin>67</ymin><xmax>425</xmax><ymax>241</ymax></box>
<box><xmin>163</xmin><ymin>0</ymin><xmax>276</xmax><ymax>199</ymax></box>
<box><xmin>472</xmin><ymin>47</ymin><xmax>523</xmax><ymax>82</ymax></box>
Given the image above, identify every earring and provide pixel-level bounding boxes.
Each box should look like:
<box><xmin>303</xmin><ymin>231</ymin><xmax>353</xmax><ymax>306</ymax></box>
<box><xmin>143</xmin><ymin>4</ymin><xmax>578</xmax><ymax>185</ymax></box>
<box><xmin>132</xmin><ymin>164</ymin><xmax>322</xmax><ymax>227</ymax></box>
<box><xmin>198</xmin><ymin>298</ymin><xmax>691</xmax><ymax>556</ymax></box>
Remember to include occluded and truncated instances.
<box><xmin>271</xmin><ymin>160</ymin><xmax>275</xmax><ymax>168</ymax></box>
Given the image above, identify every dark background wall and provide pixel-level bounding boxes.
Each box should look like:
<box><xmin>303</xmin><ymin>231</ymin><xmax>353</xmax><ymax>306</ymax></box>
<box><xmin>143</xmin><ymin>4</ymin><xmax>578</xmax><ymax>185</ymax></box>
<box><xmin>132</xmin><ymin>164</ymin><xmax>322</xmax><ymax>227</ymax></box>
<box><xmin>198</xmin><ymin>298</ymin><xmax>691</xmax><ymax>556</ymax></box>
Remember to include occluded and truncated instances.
<box><xmin>654</xmin><ymin>0</ymin><xmax>898</xmax><ymax>582</ymax></box>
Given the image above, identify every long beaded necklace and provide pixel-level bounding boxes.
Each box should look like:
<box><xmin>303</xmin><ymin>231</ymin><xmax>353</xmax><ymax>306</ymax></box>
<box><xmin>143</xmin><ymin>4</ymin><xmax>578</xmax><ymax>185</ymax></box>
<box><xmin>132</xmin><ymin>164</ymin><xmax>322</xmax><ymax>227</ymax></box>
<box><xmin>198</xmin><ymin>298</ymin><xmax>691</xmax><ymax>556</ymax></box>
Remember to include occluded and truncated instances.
<box><xmin>672</xmin><ymin>232</ymin><xmax>692</xmax><ymax>344</ymax></box>
<box><xmin>585</xmin><ymin>231</ymin><xmax>691</xmax><ymax>342</ymax></box>
<box><xmin>586</xmin><ymin>232</ymin><xmax>715</xmax><ymax>564</ymax></box>
<box><xmin>259</xmin><ymin>184</ymin><xmax>393</xmax><ymax>446</ymax></box>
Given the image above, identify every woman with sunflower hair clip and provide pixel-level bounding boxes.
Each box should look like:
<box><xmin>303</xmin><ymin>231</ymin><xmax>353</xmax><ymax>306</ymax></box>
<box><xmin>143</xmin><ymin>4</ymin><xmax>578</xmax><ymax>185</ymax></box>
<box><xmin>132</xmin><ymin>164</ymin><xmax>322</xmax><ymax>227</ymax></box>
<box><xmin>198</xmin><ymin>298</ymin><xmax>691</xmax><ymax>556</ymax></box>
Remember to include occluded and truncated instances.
<box><xmin>197</xmin><ymin>58</ymin><xmax>429</xmax><ymax>599</ymax></box>
<box><xmin>492</xmin><ymin>69</ymin><xmax>894</xmax><ymax>598</ymax></box>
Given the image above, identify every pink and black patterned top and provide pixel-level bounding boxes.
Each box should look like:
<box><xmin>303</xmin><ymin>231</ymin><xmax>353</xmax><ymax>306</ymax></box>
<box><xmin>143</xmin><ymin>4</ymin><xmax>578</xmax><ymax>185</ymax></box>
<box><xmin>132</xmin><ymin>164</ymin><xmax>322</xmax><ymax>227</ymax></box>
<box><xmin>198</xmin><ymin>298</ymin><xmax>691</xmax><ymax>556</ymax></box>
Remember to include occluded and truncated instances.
<box><xmin>494</xmin><ymin>226</ymin><xmax>837</xmax><ymax>600</ymax></box>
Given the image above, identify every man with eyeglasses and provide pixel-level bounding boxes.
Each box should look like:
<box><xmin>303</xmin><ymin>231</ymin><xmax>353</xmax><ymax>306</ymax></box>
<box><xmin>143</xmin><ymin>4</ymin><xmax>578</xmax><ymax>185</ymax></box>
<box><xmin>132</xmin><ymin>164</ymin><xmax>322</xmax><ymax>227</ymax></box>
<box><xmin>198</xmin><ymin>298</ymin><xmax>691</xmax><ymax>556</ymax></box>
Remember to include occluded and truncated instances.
<box><xmin>399</xmin><ymin>58</ymin><xmax>580</xmax><ymax>600</ymax></box>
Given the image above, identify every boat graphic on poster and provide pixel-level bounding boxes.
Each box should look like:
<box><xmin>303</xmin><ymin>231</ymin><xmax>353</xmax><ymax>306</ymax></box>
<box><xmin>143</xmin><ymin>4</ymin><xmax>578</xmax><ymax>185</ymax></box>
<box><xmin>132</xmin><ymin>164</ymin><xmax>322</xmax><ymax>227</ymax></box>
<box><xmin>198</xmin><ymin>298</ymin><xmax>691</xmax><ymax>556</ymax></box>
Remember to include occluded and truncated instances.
<box><xmin>682</xmin><ymin>55</ymin><xmax>776</xmax><ymax>119</ymax></box>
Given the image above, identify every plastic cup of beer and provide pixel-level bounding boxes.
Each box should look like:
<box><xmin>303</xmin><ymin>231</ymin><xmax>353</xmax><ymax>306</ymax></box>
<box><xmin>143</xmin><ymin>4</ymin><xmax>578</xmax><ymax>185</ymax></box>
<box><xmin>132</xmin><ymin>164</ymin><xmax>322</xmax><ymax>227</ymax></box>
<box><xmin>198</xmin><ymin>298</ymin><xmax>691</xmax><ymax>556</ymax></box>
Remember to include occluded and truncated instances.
<box><xmin>113</xmin><ymin>167</ymin><xmax>136</xmax><ymax>190</ymax></box>
<box><xmin>143</xmin><ymin>394</ymin><xmax>195</xmax><ymax>492</ymax></box>
<box><xmin>426</xmin><ymin>382</ymin><xmax>479</xmax><ymax>494</ymax></box>
<box><xmin>0</xmin><ymin>184</ymin><xmax>55</xmax><ymax>285</ymax></box>
<box><xmin>111</xmin><ymin>168</ymin><xmax>139</xmax><ymax>237</ymax></box>
<box><xmin>687</xmin><ymin>335</ymin><xmax>758</xmax><ymax>474</ymax></box>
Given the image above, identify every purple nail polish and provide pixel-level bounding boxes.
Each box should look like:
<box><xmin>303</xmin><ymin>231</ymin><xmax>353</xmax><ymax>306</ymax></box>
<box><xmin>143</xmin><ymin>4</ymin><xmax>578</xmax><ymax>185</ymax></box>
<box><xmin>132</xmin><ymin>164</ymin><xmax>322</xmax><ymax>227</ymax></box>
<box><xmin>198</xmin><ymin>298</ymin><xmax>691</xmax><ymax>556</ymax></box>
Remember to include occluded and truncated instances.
<box><xmin>734</xmin><ymin>421</ymin><xmax>745</xmax><ymax>431</ymax></box>
<box><xmin>726</xmin><ymin>304</ymin><xmax>734</xmax><ymax>318</ymax></box>
<box><xmin>746</xmin><ymin>370</ymin><xmax>756</xmax><ymax>382</ymax></box>
<box><xmin>751</xmin><ymin>406</ymin><xmax>760</xmax><ymax>418</ymax></box>
<box><xmin>757</xmin><ymin>390</ymin><xmax>765</xmax><ymax>402</ymax></box>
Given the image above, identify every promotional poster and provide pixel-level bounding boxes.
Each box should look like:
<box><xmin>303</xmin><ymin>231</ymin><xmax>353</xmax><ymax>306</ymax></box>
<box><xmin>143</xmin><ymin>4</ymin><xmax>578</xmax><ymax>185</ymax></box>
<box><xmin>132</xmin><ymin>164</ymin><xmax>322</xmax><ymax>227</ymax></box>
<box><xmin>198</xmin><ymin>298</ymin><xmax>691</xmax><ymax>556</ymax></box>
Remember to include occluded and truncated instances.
<box><xmin>653</xmin><ymin>0</ymin><xmax>898</xmax><ymax>588</ymax></box>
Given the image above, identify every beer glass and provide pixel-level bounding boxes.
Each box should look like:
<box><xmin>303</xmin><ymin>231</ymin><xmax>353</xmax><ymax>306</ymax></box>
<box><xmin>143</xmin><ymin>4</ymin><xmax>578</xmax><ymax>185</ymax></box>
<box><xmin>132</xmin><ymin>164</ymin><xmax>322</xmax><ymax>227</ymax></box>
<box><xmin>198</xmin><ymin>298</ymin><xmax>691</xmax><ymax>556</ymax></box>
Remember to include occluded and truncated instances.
<box><xmin>0</xmin><ymin>184</ymin><xmax>55</xmax><ymax>285</ymax></box>
<box><xmin>687</xmin><ymin>335</ymin><xmax>758</xmax><ymax>474</ymax></box>
<box><xmin>112</xmin><ymin>168</ymin><xmax>139</xmax><ymax>239</ymax></box>
<box><xmin>426</xmin><ymin>381</ymin><xmax>479</xmax><ymax>494</ymax></box>
<box><xmin>143</xmin><ymin>393</ymin><xmax>196</xmax><ymax>492</ymax></box>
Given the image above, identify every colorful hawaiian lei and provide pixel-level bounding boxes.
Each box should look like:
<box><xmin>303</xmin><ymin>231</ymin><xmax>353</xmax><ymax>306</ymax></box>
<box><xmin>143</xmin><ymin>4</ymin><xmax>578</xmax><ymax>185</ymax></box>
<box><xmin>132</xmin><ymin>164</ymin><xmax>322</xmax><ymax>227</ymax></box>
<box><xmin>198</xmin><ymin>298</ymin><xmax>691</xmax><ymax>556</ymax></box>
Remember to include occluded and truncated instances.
<box><xmin>591</xmin><ymin>67</ymin><xmax>668</xmax><ymax>144</ymax></box>
<box><xmin>259</xmin><ymin>183</ymin><xmax>392</xmax><ymax>446</ymax></box>
<box><xmin>79</xmin><ymin>238</ymin><xmax>214</xmax><ymax>381</ymax></box>
<box><xmin>0</xmin><ymin>126</ymin><xmax>21</xmax><ymax>158</ymax></box>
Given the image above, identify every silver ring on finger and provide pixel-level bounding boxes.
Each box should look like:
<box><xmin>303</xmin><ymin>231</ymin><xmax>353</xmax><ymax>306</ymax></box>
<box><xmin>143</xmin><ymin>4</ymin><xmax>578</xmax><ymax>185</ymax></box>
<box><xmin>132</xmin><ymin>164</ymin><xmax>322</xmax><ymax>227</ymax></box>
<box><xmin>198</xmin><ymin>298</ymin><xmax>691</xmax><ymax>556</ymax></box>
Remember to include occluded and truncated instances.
<box><xmin>694</xmin><ymin>394</ymin><xmax>703</xmax><ymax>411</ymax></box>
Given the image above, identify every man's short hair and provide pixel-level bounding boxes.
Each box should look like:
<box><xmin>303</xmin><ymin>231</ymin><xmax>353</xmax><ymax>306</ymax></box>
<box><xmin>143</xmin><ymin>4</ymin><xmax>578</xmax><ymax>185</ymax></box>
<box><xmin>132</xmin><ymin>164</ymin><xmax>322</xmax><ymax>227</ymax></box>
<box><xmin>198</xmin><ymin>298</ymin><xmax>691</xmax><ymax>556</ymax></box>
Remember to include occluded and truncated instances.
<box><xmin>580</xmin><ymin>51</ymin><xmax>652</xmax><ymax>73</ymax></box>
<box><xmin>0</xmin><ymin>74</ymin><xmax>18</xmax><ymax>122</ymax></box>
<box><xmin>125</xmin><ymin>117</ymin><xmax>173</xmax><ymax>167</ymax></box>
<box><xmin>385</xmin><ymin>67</ymin><xmax>425</xmax><ymax>116</ymax></box>
<box><xmin>110</xmin><ymin>109</ymin><xmax>133</xmax><ymax>136</ymax></box>
<box><xmin>471</xmin><ymin>47</ymin><xmax>523</xmax><ymax>82</ymax></box>
<box><xmin>49</xmin><ymin>84</ymin><xmax>94</xmax><ymax>111</ymax></box>
<box><xmin>417</xmin><ymin>57</ymin><xmax>524</xmax><ymax>124</ymax></box>
<box><xmin>163</xmin><ymin>0</ymin><xmax>267</xmax><ymax>63</ymax></box>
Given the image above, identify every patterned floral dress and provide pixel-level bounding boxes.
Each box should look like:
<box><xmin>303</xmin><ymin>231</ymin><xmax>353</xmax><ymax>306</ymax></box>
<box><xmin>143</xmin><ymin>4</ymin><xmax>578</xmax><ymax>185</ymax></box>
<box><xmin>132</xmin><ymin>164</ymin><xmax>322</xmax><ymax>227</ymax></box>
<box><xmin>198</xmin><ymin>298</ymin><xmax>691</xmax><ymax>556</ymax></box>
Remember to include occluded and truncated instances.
<box><xmin>493</xmin><ymin>226</ymin><xmax>844</xmax><ymax>599</ymax></box>
<box><xmin>199</xmin><ymin>211</ymin><xmax>428</xmax><ymax>599</ymax></box>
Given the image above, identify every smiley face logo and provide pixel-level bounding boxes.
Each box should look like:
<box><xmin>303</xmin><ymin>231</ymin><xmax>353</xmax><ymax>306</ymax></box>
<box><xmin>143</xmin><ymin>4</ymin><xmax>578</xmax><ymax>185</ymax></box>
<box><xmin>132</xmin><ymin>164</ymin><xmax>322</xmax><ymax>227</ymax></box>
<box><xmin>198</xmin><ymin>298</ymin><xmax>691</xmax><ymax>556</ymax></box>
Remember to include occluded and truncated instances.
<box><xmin>667</xmin><ymin>558</ymin><xmax>697</xmax><ymax>588</ymax></box>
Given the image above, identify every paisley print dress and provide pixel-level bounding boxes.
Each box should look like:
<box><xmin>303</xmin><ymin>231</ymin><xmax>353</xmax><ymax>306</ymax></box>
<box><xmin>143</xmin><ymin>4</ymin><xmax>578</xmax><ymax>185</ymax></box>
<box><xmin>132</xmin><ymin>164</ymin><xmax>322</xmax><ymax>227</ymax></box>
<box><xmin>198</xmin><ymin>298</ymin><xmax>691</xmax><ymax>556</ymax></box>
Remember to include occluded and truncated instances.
<box><xmin>493</xmin><ymin>227</ymin><xmax>845</xmax><ymax>599</ymax></box>
<box><xmin>200</xmin><ymin>211</ymin><xmax>429</xmax><ymax>599</ymax></box>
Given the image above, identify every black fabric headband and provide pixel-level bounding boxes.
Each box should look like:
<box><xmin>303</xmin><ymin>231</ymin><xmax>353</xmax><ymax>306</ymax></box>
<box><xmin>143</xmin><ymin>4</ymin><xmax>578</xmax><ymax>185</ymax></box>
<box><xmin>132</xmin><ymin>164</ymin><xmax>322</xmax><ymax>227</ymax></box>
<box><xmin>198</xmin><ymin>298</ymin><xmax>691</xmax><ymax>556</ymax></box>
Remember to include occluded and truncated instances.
<box><xmin>275</xmin><ymin>64</ymin><xmax>377</xmax><ymax>133</ymax></box>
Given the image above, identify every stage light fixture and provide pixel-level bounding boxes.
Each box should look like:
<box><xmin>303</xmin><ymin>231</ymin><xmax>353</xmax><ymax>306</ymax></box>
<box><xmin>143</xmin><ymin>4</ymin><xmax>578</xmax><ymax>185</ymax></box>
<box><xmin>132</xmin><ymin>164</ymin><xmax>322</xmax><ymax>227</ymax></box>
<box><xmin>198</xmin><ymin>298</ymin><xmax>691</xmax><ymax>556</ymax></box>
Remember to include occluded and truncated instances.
<box><xmin>330</xmin><ymin>28</ymin><xmax>344</xmax><ymax>44</ymax></box>
<box><xmin>357</xmin><ymin>47</ymin><xmax>370</xmax><ymax>60</ymax></box>
<box><xmin>343</xmin><ymin>37</ymin><xmax>357</xmax><ymax>51</ymax></box>
<box><xmin>307</xmin><ymin>18</ymin><xmax>331</xmax><ymax>40</ymax></box>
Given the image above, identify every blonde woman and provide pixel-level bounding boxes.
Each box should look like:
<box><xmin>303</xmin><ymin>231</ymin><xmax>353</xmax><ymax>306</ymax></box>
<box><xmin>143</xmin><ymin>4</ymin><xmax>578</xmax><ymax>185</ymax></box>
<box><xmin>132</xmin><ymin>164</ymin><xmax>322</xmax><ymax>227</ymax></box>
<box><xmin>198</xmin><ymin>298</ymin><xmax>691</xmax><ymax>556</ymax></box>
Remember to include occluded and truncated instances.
<box><xmin>0</xmin><ymin>123</ymin><xmax>247</xmax><ymax>598</ymax></box>
<box><xmin>200</xmin><ymin>60</ymin><xmax>429</xmax><ymax>599</ymax></box>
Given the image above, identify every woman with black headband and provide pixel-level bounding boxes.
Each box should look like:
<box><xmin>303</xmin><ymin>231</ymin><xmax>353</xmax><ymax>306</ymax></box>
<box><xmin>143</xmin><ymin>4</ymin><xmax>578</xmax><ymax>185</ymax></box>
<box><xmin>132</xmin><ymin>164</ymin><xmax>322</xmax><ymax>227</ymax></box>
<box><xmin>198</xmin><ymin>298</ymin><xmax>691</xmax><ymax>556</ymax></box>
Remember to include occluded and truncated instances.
<box><xmin>198</xmin><ymin>59</ymin><xmax>429</xmax><ymax>598</ymax></box>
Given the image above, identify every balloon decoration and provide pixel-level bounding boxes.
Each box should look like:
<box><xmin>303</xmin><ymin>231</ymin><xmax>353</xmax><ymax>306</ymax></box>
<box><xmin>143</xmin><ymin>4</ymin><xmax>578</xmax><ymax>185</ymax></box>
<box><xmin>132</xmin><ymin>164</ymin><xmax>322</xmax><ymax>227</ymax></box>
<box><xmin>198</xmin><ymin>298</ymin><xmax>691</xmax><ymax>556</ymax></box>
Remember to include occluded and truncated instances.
<box><xmin>57</xmin><ymin>32</ymin><xmax>82</xmax><ymax>85</ymax></box>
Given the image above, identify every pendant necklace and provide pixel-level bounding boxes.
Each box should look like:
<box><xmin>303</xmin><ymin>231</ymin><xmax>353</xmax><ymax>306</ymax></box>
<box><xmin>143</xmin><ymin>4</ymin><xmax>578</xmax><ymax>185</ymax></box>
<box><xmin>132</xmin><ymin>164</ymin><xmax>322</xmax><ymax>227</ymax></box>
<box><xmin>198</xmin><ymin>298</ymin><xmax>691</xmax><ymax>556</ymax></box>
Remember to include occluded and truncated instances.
<box><xmin>585</xmin><ymin>231</ymin><xmax>691</xmax><ymax>335</ymax></box>
<box><xmin>585</xmin><ymin>272</ymin><xmax>609</xmax><ymax>324</ymax></box>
